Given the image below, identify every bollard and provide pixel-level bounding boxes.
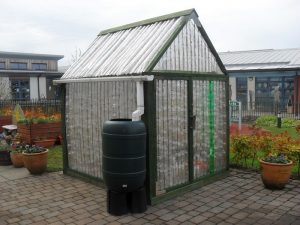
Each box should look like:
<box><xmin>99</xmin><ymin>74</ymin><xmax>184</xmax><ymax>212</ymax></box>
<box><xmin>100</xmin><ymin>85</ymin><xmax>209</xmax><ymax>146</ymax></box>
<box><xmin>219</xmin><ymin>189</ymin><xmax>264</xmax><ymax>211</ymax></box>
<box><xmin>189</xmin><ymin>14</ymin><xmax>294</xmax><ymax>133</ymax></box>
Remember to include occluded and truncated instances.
<box><xmin>277</xmin><ymin>112</ymin><xmax>281</xmax><ymax>128</ymax></box>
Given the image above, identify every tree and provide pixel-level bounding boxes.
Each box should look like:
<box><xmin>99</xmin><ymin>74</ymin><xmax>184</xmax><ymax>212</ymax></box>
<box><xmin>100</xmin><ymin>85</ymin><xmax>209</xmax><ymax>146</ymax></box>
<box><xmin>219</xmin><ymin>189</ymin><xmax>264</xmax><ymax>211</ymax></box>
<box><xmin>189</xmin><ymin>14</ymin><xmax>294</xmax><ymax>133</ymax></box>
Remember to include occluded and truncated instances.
<box><xmin>70</xmin><ymin>47</ymin><xmax>82</xmax><ymax>64</ymax></box>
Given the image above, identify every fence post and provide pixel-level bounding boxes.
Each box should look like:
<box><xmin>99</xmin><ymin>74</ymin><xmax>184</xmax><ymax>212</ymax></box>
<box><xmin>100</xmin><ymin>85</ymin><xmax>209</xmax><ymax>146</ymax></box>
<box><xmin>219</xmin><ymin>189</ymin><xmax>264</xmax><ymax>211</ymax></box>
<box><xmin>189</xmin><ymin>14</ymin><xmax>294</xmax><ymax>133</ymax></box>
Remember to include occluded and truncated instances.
<box><xmin>277</xmin><ymin>112</ymin><xmax>281</xmax><ymax>128</ymax></box>
<box><xmin>238</xmin><ymin>101</ymin><xmax>242</xmax><ymax>131</ymax></box>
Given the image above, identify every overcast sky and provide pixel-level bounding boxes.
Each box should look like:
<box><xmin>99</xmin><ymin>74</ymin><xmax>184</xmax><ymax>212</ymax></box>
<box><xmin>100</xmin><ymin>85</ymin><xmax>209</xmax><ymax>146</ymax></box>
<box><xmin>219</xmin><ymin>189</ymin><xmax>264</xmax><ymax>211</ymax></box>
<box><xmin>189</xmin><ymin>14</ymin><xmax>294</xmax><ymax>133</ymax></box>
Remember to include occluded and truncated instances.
<box><xmin>1</xmin><ymin>0</ymin><xmax>299</xmax><ymax>66</ymax></box>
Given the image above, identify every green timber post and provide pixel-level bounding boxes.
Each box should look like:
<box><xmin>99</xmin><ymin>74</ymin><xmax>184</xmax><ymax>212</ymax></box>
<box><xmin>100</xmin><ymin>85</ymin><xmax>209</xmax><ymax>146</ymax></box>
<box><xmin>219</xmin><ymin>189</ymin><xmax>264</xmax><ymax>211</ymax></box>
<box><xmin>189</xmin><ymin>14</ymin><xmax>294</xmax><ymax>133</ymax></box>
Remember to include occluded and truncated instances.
<box><xmin>60</xmin><ymin>84</ymin><xmax>69</xmax><ymax>173</ymax></box>
<box><xmin>188</xmin><ymin>78</ymin><xmax>194</xmax><ymax>182</ymax></box>
<box><xmin>143</xmin><ymin>80</ymin><xmax>157</xmax><ymax>203</ymax></box>
<box><xmin>225</xmin><ymin>77</ymin><xmax>230</xmax><ymax>170</ymax></box>
<box><xmin>208</xmin><ymin>81</ymin><xmax>215</xmax><ymax>174</ymax></box>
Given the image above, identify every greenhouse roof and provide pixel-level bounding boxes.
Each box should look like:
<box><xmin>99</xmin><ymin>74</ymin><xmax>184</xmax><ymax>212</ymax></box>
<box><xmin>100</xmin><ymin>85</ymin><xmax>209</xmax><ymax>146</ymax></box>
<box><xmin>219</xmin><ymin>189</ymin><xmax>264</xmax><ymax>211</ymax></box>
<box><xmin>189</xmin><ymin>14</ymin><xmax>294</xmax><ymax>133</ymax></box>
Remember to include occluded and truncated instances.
<box><xmin>61</xmin><ymin>9</ymin><xmax>225</xmax><ymax>80</ymax></box>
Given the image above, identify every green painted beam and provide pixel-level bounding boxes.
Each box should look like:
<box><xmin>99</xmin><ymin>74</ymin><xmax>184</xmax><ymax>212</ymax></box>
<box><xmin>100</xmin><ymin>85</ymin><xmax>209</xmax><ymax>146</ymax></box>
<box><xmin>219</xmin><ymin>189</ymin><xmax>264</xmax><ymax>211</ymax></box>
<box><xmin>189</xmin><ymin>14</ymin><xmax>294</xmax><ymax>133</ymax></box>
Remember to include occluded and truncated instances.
<box><xmin>225</xmin><ymin>77</ymin><xmax>230</xmax><ymax>170</ymax></box>
<box><xmin>60</xmin><ymin>84</ymin><xmax>69</xmax><ymax>174</ymax></box>
<box><xmin>99</xmin><ymin>9</ymin><xmax>196</xmax><ymax>36</ymax></box>
<box><xmin>143</xmin><ymin>80</ymin><xmax>157</xmax><ymax>202</ymax></box>
<box><xmin>208</xmin><ymin>81</ymin><xmax>215</xmax><ymax>175</ymax></box>
<box><xmin>188</xmin><ymin>79</ymin><xmax>194</xmax><ymax>182</ymax></box>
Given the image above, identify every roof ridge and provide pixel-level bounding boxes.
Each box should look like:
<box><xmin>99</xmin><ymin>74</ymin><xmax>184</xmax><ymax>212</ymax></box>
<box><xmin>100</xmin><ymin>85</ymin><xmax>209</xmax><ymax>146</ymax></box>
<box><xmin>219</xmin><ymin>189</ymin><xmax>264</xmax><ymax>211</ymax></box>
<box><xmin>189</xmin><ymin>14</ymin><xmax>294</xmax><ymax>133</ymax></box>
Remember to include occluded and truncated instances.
<box><xmin>98</xmin><ymin>8</ymin><xmax>196</xmax><ymax>36</ymax></box>
<box><xmin>219</xmin><ymin>48</ymin><xmax>300</xmax><ymax>54</ymax></box>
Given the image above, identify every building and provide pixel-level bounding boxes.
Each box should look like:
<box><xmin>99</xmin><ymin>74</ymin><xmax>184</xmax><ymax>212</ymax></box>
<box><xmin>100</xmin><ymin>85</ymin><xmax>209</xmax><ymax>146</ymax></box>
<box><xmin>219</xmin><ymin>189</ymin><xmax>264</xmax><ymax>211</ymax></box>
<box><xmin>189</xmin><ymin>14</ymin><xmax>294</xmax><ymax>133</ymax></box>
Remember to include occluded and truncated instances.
<box><xmin>0</xmin><ymin>51</ymin><xmax>64</xmax><ymax>100</ymax></box>
<box><xmin>219</xmin><ymin>48</ymin><xmax>300</xmax><ymax>114</ymax></box>
<box><xmin>55</xmin><ymin>8</ymin><xmax>228</xmax><ymax>204</ymax></box>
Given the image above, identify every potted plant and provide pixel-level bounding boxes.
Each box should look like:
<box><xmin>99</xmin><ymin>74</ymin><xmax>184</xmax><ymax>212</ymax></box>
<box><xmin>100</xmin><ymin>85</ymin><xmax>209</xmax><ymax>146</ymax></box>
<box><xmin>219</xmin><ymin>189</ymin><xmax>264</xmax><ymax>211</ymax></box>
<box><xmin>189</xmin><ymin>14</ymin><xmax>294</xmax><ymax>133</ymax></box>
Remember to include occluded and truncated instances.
<box><xmin>259</xmin><ymin>154</ymin><xmax>293</xmax><ymax>189</ymax></box>
<box><xmin>259</xmin><ymin>132</ymin><xmax>294</xmax><ymax>189</ymax></box>
<box><xmin>10</xmin><ymin>145</ymin><xmax>24</xmax><ymax>168</ymax></box>
<box><xmin>20</xmin><ymin>144</ymin><xmax>48</xmax><ymax>175</ymax></box>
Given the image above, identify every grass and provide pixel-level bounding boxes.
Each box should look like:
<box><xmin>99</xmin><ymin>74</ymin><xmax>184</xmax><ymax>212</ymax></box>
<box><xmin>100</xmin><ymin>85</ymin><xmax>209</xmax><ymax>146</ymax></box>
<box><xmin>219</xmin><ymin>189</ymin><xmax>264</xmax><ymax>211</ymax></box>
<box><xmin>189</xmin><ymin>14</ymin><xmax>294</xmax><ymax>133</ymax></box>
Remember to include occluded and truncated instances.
<box><xmin>260</xmin><ymin>125</ymin><xmax>300</xmax><ymax>140</ymax></box>
<box><xmin>47</xmin><ymin>145</ymin><xmax>63</xmax><ymax>172</ymax></box>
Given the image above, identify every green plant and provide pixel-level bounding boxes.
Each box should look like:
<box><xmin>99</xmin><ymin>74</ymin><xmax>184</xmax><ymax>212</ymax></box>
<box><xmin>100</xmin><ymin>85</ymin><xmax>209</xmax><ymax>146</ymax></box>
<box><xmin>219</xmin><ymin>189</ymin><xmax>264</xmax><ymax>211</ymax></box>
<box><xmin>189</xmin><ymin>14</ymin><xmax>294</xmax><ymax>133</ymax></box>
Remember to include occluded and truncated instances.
<box><xmin>230</xmin><ymin>135</ymin><xmax>253</xmax><ymax>166</ymax></box>
<box><xmin>263</xmin><ymin>154</ymin><xmax>290</xmax><ymax>164</ymax></box>
<box><xmin>256</xmin><ymin>115</ymin><xmax>276</xmax><ymax>127</ymax></box>
<box><xmin>0</xmin><ymin>140</ymin><xmax>11</xmax><ymax>151</ymax></box>
<box><xmin>16</xmin><ymin>144</ymin><xmax>47</xmax><ymax>154</ymax></box>
<box><xmin>256</xmin><ymin>115</ymin><xmax>298</xmax><ymax>128</ymax></box>
<box><xmin>10</xmin><ymin>145</ymin><xmax>23</xmax><ymax>154</ymax></box>
<box><xmin>282</xmin><ymin>118</ymin><xmax>298</xmax><ymax>128</ymax></box>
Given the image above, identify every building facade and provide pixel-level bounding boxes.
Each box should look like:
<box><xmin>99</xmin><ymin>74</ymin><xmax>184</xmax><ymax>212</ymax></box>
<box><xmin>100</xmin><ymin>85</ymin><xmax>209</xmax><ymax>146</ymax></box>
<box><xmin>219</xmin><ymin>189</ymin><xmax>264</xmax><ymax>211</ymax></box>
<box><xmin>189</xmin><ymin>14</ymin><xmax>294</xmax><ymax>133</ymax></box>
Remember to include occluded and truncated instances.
<box><xmin>219</xmin><ymin>48</ymin><xmax>300</xmax><ymax>113</ymax></box>
<box><xmin>0</xmin><ymin>51</ymin><xmax>63</xmax><ymax>100</ymax></box>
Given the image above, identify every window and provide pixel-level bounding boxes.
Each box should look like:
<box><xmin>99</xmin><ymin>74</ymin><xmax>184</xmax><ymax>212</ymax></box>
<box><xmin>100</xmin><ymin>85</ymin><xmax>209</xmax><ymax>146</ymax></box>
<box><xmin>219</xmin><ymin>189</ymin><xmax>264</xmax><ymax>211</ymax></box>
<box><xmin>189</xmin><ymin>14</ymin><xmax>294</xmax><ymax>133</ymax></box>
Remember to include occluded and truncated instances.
<box><xmin>0</xmin><ymin>62</ymin><xmax>5</xmax><ymax>69</ymax></box>
<box><xmin>11</xmin><ymin>80</ymin><xmax>30</xmax><ymax>100</ymax></box>
<box><xmin>236</xmin><ymin>77</ymin><xmax>247</xmax><ymax>104</ymax></box>
<box><xmin>47</xmin><ymin>78</ymin><xmax>60</xmax><ymax>99</ymax></box>
<box><xmin>32</xmin><ymin>63</ymin><xmax>47</xmax><ymax>70</ymax></box>
<box><xmin>10</xmin><ymin>62</ymin><xmax>27</xmax><ymax>70</ymax></box>
<box><xmin>255</xmin><ymin>76</ymin><xmax>294</xmax><ymax>109</ymax></box>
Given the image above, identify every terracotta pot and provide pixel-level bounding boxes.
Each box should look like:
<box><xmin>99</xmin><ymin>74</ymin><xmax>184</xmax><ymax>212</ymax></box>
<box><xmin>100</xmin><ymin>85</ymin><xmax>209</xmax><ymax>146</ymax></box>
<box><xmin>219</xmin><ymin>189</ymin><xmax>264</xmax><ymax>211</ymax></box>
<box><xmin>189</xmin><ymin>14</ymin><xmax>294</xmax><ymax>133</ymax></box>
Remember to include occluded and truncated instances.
<box><xmin>259</xmin><ymin>159</ymin><xmax>293</xmax><ymax>189</ymax></box>
<box><xmin>34</xmin><ymin>139</ymin><xmax>56</xmax><ymax>148</ymax></box>
<box><xmin>22</xmin><ymin>149</ymin><xmax>48</xmax><ymax>175</ymax></box>
<box><xmin>10</xmin><ymin>152</ymin><xmax>24</xmax><ymax>168</ymax></box>
<box><xmin>0</xmin><ymin>150</ymin><xmax>12</xmax><ymax>166</ymax></box>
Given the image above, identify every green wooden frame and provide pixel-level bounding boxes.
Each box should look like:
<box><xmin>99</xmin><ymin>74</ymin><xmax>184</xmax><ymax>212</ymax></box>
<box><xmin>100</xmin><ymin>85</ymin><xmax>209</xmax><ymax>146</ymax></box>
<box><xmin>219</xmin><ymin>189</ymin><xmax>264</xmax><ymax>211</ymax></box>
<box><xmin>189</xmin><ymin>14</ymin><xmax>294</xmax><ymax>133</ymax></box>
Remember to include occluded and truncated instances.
<box><xmin>61</xmin><ymin>84</ymin><xmax>68</xmax><ymax>173</ymax></box>
<box><xmin>146</xmin><ymin>73</ymin><xmax>229</xmax><ymax>205</ymax></box>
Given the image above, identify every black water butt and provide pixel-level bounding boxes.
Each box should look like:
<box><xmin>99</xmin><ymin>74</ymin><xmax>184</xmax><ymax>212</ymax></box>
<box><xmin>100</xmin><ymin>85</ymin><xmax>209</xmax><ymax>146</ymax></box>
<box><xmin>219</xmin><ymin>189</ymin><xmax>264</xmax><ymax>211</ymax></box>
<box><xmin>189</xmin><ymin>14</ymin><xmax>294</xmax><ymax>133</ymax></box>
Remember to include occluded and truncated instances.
<box><xmin>102</xmin><ymin>119</ymin><xmax>147</xmax><ymax>215</ymax></box>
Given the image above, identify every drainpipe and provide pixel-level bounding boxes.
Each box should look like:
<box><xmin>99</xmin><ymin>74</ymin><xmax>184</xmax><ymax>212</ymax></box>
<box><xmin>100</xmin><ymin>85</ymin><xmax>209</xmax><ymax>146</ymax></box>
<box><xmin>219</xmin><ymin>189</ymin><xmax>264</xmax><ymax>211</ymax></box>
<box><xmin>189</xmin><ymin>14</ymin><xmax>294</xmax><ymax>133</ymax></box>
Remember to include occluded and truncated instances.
<box><xmin>132</xmin><ymin>81</ymin><xmax>144</xmax><ymax>121</ymax></box>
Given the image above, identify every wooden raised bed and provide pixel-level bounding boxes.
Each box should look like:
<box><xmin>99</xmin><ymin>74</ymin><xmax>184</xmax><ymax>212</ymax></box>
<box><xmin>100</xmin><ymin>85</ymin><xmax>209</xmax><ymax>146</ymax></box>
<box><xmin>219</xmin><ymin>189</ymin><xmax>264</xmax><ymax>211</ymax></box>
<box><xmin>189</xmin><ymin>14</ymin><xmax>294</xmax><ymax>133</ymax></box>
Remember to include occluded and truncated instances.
<box><xmin>17</xmin><ymin>122</ymin><xmax>61</xmax><ymax>144</ymax></box>
<box><xmin>0</xmin><ymin>116</ymin><xmax>12</xmax><ymax>132</ymax></box>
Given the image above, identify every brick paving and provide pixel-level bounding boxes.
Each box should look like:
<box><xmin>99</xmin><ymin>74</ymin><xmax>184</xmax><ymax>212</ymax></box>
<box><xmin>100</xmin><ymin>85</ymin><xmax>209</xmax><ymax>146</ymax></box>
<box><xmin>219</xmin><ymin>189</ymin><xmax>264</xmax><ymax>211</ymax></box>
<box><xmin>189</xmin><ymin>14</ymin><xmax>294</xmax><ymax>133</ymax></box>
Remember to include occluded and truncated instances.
<box><xmin>0</xmin><ymin>169</ymin><xmax>299</xmax><ymax>225</ymax></box>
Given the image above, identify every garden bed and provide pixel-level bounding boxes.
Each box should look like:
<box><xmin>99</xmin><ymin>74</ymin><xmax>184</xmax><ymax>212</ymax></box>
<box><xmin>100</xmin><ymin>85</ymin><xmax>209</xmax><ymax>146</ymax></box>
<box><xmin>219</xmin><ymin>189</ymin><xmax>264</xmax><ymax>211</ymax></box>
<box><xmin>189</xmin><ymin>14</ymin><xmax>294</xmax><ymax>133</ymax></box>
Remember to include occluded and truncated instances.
<box><xmin>17</xmin><ymin>122</ymin><xmax>61</xmax><ymax>144</ymax></box>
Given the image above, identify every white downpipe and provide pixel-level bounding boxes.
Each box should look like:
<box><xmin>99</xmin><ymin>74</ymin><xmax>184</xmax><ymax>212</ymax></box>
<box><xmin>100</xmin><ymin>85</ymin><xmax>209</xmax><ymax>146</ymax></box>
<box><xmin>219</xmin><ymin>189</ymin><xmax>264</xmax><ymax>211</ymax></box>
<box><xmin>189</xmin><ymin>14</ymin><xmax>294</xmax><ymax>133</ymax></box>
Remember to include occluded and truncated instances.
<box><xmin>132</xmin><ymin>81</ymin><xmax>144</xmax><ymax>121</ymax></box>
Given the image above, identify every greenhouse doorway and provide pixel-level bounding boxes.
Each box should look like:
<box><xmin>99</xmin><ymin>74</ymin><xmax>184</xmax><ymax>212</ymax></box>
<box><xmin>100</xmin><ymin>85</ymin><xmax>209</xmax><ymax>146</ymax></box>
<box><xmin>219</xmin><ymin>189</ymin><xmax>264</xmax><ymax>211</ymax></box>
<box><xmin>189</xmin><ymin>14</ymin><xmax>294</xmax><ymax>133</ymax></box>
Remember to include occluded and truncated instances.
<box><xmin>154</xmin><ymin>77</ymin><xmax>228</xmax><ymax>197</ymax></box>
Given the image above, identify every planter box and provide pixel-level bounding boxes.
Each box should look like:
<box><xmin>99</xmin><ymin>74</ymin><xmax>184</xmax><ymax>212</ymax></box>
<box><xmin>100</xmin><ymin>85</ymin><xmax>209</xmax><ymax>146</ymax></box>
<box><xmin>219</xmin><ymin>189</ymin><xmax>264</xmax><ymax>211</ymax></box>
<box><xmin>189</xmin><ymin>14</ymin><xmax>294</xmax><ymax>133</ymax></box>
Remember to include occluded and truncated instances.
<box><xmin>17</xmin><ymin>122</ymin><xmax>61</xmax><ymax>144</ymax></box>
<box><xmin>0</xmin><ymin>116</ymin><xmax>12</xmax><ymax>132</ymax></box>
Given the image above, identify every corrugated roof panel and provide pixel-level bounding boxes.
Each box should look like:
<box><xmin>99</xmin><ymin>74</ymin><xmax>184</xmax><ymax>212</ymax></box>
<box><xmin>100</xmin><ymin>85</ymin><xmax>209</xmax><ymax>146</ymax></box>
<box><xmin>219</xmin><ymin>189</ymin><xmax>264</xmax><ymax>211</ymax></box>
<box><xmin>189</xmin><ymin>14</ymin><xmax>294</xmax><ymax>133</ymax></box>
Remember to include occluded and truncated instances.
<box><xmin>62</xmin><ymin>17</ymin><xmax>183</xmax><ymax>79</ymax></box>
<box><xmin>219</xmin><ymin>48</ymin><xmax>300</xmax><ymax>71</ymax></box>
<box><xmin>153</xmin><ymin>19</ymin><xmax>223</xmax><ymax>74</ymax></box>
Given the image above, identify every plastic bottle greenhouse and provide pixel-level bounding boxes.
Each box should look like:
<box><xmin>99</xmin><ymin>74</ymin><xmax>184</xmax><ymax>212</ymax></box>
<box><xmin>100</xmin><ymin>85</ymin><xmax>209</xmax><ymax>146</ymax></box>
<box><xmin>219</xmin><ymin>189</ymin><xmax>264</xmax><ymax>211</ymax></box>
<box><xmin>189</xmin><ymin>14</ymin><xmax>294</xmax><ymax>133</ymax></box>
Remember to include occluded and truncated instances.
<box><xmin>55</xmin><ymin>8</ymin><xmax>229</xmax><ymax>204</ymax></box>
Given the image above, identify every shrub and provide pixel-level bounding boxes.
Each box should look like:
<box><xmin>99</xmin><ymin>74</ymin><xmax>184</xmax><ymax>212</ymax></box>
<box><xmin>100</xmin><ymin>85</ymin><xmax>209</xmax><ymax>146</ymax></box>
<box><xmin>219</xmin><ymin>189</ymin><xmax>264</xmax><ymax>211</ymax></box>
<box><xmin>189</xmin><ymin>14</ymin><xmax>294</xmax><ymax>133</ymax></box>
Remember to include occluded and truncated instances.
<box><xmin>282</xmin><ymin>118</ymin><xmax>298</xmax><ymax>128</ymax></box>
<box><xmin>230</xmin><ymin>130</ymin><xmax>299</xmax><ymax>167</ymax></box>
<box><xmin>256</xmin><ymin>115</ymin><xmax>298</xmax><ymax>128</ymax></box>
<box><xmin>256</xmin><ymin>115</ymin><xmax>277</xmax><ymax>127</ymax></box>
